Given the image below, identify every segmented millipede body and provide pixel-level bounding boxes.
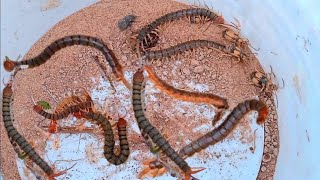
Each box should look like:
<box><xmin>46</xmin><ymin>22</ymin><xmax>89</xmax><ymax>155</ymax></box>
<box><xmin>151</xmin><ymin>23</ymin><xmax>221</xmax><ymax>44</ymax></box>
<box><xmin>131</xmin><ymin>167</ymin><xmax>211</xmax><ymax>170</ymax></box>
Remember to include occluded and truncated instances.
<box><xmin>2</xmin><ymin>84</ymin><xmax>54</xmax><ymax>177</ymax></box>
<box><xmin>144</xmin><ymin>65</ymin><xmax>228</xmax><ymax>109</ymax></box>
<box><xmin>133</xmin><ymin>68</ymin><xmax>201</xmax><ymax>179</ymax></box>
<box><xmin>3</xmin><ymin>35</ymin><xmax>130</xmax><ymax>88</ymax></box>
<box><xmin>82</xmin><ymin>112</ymin><xmax>130</xmax><ymax>165</ymax></box>
<box><xmin>136</xmin><ymin>8</ymin><xmax>224</xmax><ymax>51</ymax></box>
<box><xmin>33</xmin><ymin>101</ymin><xmax>93</xmax><ymax>120</ymax></box>
<box><xmin>178</xmin><ymin>99</ymin><xmax>268</xmax><ymax>157</ymax></box>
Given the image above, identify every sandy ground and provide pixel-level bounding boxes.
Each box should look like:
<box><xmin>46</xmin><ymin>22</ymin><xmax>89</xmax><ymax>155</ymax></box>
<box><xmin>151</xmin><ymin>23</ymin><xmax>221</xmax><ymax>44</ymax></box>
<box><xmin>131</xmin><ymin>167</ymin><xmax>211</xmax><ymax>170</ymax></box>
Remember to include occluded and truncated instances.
<box><xmin>0</xmin><ymin>0</ymin><xmax>279</xmax><ymax>179</ymax></box>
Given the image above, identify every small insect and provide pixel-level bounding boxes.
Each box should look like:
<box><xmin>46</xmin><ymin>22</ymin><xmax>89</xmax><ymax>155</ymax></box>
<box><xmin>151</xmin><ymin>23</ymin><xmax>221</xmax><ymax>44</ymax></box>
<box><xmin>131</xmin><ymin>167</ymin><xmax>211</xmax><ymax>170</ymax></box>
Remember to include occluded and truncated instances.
<box><xmin>118</xmin><ymin>14</ymin><xmax>137</xmax><ymax>31</ymax></box>
<box><xmin>144</xmin><ymin>65</ymin><xmax>228</xmax><ymax>109</ymax></box>
<box><xmin>37</xmin><ymin>100</ymin><xmax>51</xmax><ymax>110</ymax></box>
<box><xmin>132</xmin><ymin>68</ymin><xmax>205</xmax><ymax>180</ymax></box>
<box><xmin>250</xmin><ymin>66</ymin><xmax>285</xmax><ymax>106</ymax></box>
<box><xmin>178</xmin><ymin>99</ymin><xmax>268</xmax><ymax>158</ymax></box>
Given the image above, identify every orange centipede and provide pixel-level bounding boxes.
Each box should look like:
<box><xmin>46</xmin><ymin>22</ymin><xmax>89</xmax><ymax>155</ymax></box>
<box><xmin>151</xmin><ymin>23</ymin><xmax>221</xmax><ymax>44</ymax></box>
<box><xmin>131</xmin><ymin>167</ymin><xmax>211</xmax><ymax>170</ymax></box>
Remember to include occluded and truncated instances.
<box><xmin>144</xmin><ymin>65</ymin><xmax>228</xmax><ymax>109</ymax></box>
<box><xmin>178</xmin><ymin>99</ymin><xmax>268</xmax><ymax>157</ymax></box>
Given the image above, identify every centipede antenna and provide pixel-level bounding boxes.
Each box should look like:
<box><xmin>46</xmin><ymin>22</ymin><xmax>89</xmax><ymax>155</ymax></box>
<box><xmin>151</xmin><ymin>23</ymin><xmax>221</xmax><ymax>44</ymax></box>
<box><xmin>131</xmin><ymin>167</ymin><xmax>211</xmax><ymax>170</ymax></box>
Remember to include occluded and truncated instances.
<box><xmin>30</xmin><ymin>95</ymin><xmax>36</xmax><ymax>105</ymax></box>
<box><xmin>280</xmin><ymin>78</ymin><xmax>285</xmax><ymax>89</ymax></box>
<box><xmin>118</xmin><ymin>106</ymin><xmax>128</xmax><ymax>119</ymax></box>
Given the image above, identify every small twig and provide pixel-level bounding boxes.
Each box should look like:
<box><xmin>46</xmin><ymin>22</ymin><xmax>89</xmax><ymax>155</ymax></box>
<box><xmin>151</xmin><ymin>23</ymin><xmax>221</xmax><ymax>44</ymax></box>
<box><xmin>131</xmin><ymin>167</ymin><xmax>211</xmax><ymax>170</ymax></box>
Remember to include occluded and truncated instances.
<box><xmin>43</xmin><ymin>83</ymin><xmax>58</xmax><ymax>104</ymax></box>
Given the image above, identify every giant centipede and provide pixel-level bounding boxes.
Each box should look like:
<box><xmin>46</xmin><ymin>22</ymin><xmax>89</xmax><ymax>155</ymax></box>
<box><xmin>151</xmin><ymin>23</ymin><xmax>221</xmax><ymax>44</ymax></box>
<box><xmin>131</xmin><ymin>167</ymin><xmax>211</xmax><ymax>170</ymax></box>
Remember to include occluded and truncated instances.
<box><xmin>144</xmin><ymin>65</ymin><xmax>228</xmax><ymax>109</ymax></box>
<box><xmin>132</xmin><ymin>68</ymin><xmax>202</xmax><ymax>179</ymax></box>
<box><xmin>3</xmin><ymin>35</ymin><xmax>130</xmax><ymax>88</ymax></box>
<box><xmin>33</xmin><ymin>101</ymin><xmax>92</xmax><ymax>120</ymax></box>
<box><xmin>178</xmin><ymin>99</ymin><xmax>268</xmax><ymax>157</ymax></box>
<box><xmin>142</xmin><ymin>40</ymin><xmax>246</xmax><ymax>62</ymax></box>
<box><xmin>2</xmin><ymin>83</ymin><xmax>56</xmax><ymax>178</ymax></box>
<box><xmin>82</xmin><ymin>112</ymin><xmax>130</xmax><ymax>165</ymax></box>
<box><xmin>135</xmin><ymin>8</ymin><xmax>224</xmax><ymax>51</ymax></box>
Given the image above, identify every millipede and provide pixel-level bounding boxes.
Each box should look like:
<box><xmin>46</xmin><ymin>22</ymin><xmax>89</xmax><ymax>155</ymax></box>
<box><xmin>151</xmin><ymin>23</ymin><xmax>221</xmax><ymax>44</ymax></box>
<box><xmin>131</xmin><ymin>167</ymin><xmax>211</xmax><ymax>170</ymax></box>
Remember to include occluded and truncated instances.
<box><xmin>142</xmin><ymin>39</ymin><xmax>247</xmax><ymax>62</ymax></box>
<box><xmin>132</xmin><ymin>68</ymin><xmax>203</xmax><ymax>179</ymax></box>
<box><xmin>135</xmin><ymin>8</ymin><xmax>224</xmax><ymax>52</ymax></box>
<box><xmin>2</xmin><ymin>82</ymin><xmax>68</xmax><ymax>179</ymax></box>
<box><xmin>144</xmin><ymin>65</ymin><xmax>228</xmax><ymax>109</ymax></box>
<box><xmin>82</xmin><ymin>111</ymin><xmax>130</xmax><ymax>165</ymax></box>
<box><xmin>178</xmin><ymin>99</ymin><xmax>268</xmax><ymax>158</ymax></box>
<box><xmin>3</xmin><ymin>35</ymin><xmax>130</xmax><ymax>88</ymax></box>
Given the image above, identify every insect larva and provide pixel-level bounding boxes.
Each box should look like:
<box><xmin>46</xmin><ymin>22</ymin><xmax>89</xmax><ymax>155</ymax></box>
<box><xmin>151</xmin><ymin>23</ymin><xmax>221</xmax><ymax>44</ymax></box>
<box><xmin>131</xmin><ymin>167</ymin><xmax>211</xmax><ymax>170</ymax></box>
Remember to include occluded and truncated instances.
<box><xmin>118</xmin><ymin>14</ymin><xmax>137</xmax><ymax>31</ymax></box>
<box><xmin>144</xmin><ymin>65</ymin><xmax>228</xmax><ymax>109</ymax></box>
<box><xmin>178</xmin><ymin>99</ymin><xmax>268</xmax><ymax>158</ymax></box>
<box><xmin>3</xmin><ymin>35</ymin><xmax>129</xmax><ymax>88</ymax></box>
<box><xmin>142</xmin><ymin>39</ymin><xmax>246</xmax><ymax>62</ymax></box>
<box><xmin>82</xmin><ymin>112</ymin><xmax>130</xmax><ymax>165</ymax></box>
<box><xmin>132</xmin><ymin>68</ymin><xmax>203</xmax><ymax>179</ymax></box>
<box><xmin>2</xmin><ymin>83</ymin><xmax>56</xmax><ymax>178</ymax></box>
<box><xmin>135</xmin><ymin>8</ymin><xmax>223</xmax><ymax>51</ymax></box>
<box><xmin>33</xmin><ymin>101</ymin><xmax>93</xmax><ymax>120</ymax></box>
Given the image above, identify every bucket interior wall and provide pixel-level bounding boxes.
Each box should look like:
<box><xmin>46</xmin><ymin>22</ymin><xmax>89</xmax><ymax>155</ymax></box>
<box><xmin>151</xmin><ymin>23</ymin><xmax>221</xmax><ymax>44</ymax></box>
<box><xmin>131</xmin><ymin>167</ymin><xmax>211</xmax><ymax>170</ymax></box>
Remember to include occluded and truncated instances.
<box><xmin>1</xmin><ymin>0</ymin><xmax>320</xmax><ymax>179</ymax></box>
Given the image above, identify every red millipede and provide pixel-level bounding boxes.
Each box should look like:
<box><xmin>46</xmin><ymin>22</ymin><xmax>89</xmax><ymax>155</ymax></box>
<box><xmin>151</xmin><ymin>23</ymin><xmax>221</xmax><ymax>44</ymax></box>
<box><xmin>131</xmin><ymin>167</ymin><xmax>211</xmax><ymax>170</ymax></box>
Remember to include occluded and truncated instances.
<box><xmin>132</xmin><ymin>68</ymin><xmax>203</xmax><ymax>180</ymax></box>
<box><xmin>178</xmin><ymin>99</ymin><xmax>268</xmax><ymax>158</ymax></box>
<box><xmin>144</xmin><ymin>65</ymin><xmax>228</xmax><ymax>109</ymax></box>
<box><xmin>2</xmin><ymin>82</ymin><xmax>66</xmax><ymax>179</ymax></box>
<box><xmin>135</xmin><ymin>8</ymin><xmax>224</xmax><ymax>52</ymax></box>
<box><xmin>3</xmin><ymin>35</ymin><xmax>130</xmax><ymax>89</ymax></box>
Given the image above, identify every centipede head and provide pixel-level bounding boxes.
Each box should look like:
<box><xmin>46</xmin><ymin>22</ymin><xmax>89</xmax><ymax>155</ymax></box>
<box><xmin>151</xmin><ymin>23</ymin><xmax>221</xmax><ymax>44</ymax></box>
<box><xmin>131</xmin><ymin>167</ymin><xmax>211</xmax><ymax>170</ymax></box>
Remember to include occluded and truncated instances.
<box><xmin>215</xmin><ymin>15</ymin><xmax>225</xmax><ymax>24</ymax></box>
<box><xmin>133</xmin><ymin>68</ymin><xmax>145</xmax><ymax>82</ymax></box>
<box><xmin>2</xmin><ymin>80</ymin><xmax>13</xmax><ymax>96</ymax></box>
<box><xmin>3</xmin><ymin>56</ymin><xmax>16</xmax><ymax>72</ymax></box>
<box><xmin>117</xmin><ymin>118</ymin><xmax>127</xmax><ymax>128</ymax></box>
<box><xmin>257</xmin><ymin>104</ymin><xmax>268</xmax><ymax>124</ymax></box>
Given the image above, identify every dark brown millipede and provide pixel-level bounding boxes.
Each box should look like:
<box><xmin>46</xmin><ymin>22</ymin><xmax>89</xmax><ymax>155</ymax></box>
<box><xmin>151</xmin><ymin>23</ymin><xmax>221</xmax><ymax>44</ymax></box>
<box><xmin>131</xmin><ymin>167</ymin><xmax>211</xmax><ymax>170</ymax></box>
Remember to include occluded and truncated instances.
<box><xmin>132</xmin><ymin>68</ymin><xmax>203</xmax><ymax>180</ymax></box>
<box><xmin>178</xmin><ymin>99</ymin><xmax>268</xmax><ymax>157</ymax></box>
<box><xmin>34</xmin><ymin>101</ymin><xmax>130</xmax><ymax>165</ymax></box>
<box><xmin>3</xmin><ymin>35</ymin><xmax>130</xmax><ymax>89</ymax></box>
<box><xmin>2</xmin><ymin>82</ymin><xmax>55</xmax><ymax>178</ymax></box>
<box><xmin>82</xmin><ymin>112</ymin><xmax>130</xmax><ymax>165</ymax></box>
<box><xmin>135</xmin><ymin>8</ymin><xmax>224</xmax><ymax>52</ymax></box>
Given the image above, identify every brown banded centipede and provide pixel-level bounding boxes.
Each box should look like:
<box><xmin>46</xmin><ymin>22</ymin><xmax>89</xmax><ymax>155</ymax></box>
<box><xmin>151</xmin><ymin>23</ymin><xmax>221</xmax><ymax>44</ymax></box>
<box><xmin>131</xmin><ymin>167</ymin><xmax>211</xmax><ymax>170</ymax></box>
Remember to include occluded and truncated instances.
<box><xmin>132</xmin><ymin>68</ymin><xmax>203</xmax><ymax>180</ymax></box>
<box><xmin>178</xmin><ymin>99</ymin><xmax>268</xmax><ymax>158</ymax></box>
<box><xmin>144</xmin><ymin>65</ymin><xmax>228</xmax><ymax>109</ymax></box>
<box><xmin>141</xmin><ymin>40</ymin><xmax>246</xmax><ymax>62</ymax></box>
<box><xmin>33</xmin><ymin>101</ymin><xmax>93</xmax><ymax>121</ymax></box>
<box><xmin>2</xmin><ymin>82</ymin><xmax>68</xmax><ymax>179</ymax></box>
<box><xmin>3</xmin><ymin>35</ymin><xmax>130</xmax><ymax>88</ymax></box>
<box><xmin>82</xmin><ymin>112</ymin><xmax>130</xmax><ymax>165</ymax></box>
<box><xmin>135</xmin><ymin>8</ymin><xmax>224</xmax><ymax>52</ymax></box>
